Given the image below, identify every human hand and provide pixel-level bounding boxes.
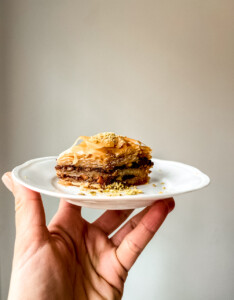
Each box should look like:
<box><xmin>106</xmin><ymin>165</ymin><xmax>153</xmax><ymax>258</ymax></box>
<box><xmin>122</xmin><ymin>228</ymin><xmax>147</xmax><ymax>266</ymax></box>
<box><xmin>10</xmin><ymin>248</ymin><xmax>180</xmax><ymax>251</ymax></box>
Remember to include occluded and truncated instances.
<box><xmin>2</xmin><ymin>172</ymin><xmax>175</xmax><ymax>300</ymax></box>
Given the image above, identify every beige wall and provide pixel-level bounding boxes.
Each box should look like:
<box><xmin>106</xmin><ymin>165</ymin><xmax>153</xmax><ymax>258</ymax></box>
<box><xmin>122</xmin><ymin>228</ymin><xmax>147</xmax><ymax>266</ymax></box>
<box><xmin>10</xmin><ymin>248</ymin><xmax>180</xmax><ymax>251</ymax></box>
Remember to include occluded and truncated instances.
<box><xmin>1</xmin><ymin>0</ymin><xmax>234</xmax><ymax>299</ymax></box>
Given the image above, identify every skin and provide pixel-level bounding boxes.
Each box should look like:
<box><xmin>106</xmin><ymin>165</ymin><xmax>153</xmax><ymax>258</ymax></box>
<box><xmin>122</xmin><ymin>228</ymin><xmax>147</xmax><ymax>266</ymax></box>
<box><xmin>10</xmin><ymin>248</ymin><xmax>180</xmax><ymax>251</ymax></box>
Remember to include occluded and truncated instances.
<box><xmin>2</xmin><ymin>172</ymin><xmax>175</xmax><ymax>300</ymax></box>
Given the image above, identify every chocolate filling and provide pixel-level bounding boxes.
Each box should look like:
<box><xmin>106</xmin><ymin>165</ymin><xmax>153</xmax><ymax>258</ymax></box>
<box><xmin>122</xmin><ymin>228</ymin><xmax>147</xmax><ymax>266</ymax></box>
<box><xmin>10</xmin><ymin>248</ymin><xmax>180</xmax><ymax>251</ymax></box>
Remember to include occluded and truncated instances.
<box><xmin>59</xmin><ymin>173</ymin><xmax>144</xmax><ymax>185</ymax></box>
<box><xmin>55</xmin><ymin>157</ymin><xmax>153</xmax><ymax>174</ymax></box>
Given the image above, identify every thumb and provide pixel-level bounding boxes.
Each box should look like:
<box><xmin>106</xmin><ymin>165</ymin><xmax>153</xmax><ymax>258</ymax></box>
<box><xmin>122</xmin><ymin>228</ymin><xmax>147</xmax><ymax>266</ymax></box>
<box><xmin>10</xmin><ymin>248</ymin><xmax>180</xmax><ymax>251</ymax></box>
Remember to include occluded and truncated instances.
<box><xmin>2</xmin><ymin>172</ymin><xmax>47</xmax><ymax>236</ymax></box>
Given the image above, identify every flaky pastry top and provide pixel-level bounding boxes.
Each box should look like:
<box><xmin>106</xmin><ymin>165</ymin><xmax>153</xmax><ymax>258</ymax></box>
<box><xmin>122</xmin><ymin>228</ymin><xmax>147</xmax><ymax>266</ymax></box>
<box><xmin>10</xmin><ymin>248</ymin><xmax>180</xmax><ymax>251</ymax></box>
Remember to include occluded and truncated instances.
<box><xmin>57</xmin><ymin>132</ymin><xmax>152</xmax><ymax>168</ymax></box>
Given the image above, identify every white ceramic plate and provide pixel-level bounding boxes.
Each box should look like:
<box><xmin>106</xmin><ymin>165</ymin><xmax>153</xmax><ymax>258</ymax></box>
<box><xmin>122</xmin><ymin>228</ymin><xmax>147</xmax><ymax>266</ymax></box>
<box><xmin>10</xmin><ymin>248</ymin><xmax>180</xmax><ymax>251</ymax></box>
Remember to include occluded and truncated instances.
<box><xmin>12</xmin><ymin>157</ymin><xmax>210</xmax><ymax>209</ymax></box>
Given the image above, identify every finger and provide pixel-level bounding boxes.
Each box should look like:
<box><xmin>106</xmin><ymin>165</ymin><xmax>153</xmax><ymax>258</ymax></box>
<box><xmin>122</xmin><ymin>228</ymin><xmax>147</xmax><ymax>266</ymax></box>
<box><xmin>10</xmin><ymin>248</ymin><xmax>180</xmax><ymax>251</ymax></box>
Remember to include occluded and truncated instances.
<box><xmin>48</xmin><ymin>199</ymin><xmax>83</xmax><ymax>241</ymax></box>
<box><xmin>112</xmin><ymin>198</ymin><xmax>174</xmax><ymax>246</ymax></box>
<box><xmin>2</xmin><ymin>172</ymin><xmax>47</xmax><ymax>236</ymax></box>
<box><xmin>111</xmin><ymin>207</ymin><xmax>150</xmax><ymax>246</ymax></box>
<box><xmin>58</xmin><ymin>198</ymin><xmax>82</xmax><ymax>215</ymax></box>
<box><xmin>116</xmin><ymin>198</ymin><xmax>175</xmax><ymax>271</ymax></box>
<box><xmin>49</xmin><ymin>198</ymin><xmax>82</xmax><ymax>227</ymax></box>
<box><xmin>2</xmin><ymin>172</ymin><xmax>13</xmax><ymax>192</ymax></box>
<box><xmin>93</xmin><ymin>209</ymin><xmax>134</xmax><ymax>235</ymax></box>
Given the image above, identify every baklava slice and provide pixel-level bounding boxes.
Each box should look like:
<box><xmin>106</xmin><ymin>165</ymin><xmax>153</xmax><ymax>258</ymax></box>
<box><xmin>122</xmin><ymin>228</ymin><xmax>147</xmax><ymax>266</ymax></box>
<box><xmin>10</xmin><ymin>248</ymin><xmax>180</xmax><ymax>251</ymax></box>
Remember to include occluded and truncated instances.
<box><xmin>55</xmin><ymin>132</ymin><xmax>153</xmax><ymax>188</ymax></box>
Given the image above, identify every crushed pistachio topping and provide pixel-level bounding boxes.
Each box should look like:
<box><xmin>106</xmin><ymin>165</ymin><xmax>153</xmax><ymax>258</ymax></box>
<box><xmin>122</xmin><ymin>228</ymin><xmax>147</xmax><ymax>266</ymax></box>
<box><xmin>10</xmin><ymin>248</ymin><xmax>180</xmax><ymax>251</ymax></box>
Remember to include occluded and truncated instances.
<box><xmin>90</xmin><ymin>191</ymin><xmax>97</xmax><ymax>196</ymax></box>
<box><xmin>89</xmin><ymin>132</ymin><xmax>119</xmax><ymax>146</ymax></box>
<box><xmin>101</xmin><ymin>182</ymin><xmax>143</xmax><ymax>196</ymax></box>
<box><xmin>79</xmin><ymin>182</ymin><xmax>143</xmax><ymax>196</ymax></box>
<box><xmin>152</xmin><ymin>184</ymin><xmax>156</xmax><ymax>187</ymax></box>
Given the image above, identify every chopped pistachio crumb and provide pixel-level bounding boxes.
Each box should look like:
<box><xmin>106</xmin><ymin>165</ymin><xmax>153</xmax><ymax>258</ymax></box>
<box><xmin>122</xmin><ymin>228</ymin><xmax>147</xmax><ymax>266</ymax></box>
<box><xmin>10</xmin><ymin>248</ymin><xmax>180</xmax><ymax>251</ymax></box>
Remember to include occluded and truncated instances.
<box><xmin>90</xmin><ymin>132</ymin><xmax>118</xmax><ymax>145</ymax></box>
<box><xmin>98</xmin><ymin>182</ymin><xmax>143</xmax><ymax>196</ymax></box>
<box><xmin>152</xmin><ymin>184</ymin><xmax>156</xmax><ymax>187</ymax></box>
<box><xmin>90</xmin><ymin>191</ymin><xmax>97</xmax><ymax>196</ymax></box>
<box><xmin>78</xmin><ymin>192</ymin><xmax>85</xmax><ymax>196</ymax></box>
<box><xmin>125</xmin><ymin>189</ymin><xmax>142</xmax><ymax>195</ymax></box>
<box><xmin>79</xmin><ymin>181</ymin><xmax>143</xmax><ymax>196</ymax></box>
<box><xmin>163</xmin><ymin>187</ymin><xmax>166</xmax><ymax>190</ymax></box>
<box><xmin>161</xmin><ymin>182</ymin><xmax>165</xmax><ymax>185</ymax></box>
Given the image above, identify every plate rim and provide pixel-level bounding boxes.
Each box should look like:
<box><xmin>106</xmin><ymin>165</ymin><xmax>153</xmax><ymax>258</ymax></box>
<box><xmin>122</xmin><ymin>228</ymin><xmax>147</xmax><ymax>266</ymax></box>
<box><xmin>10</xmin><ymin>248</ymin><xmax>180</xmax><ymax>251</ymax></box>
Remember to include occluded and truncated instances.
<box><xmin>12</xmin><ymin>156</ymin><xmax>210</xmax><ymax>201</ymax></box>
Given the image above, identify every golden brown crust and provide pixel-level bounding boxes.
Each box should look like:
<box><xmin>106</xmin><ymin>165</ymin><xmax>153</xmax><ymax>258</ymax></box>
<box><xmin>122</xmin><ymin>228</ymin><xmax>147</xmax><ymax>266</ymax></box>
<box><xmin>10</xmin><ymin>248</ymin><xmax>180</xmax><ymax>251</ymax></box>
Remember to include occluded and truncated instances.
<box><xmin>56</xmin><ymin>132</ymin><xmax>153</xmax><ymax>188</ymax></box>
<box><xmin>57</xmin><ymin>132</ymin><xmax>152</xmax><ymax>168</ymax></box>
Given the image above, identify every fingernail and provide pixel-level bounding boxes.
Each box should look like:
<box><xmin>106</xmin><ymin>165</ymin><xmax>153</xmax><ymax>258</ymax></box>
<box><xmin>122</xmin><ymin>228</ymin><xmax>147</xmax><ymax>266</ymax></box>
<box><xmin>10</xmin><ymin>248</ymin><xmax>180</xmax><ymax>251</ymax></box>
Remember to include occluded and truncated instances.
<box><xmin>1</xmin><ymin>173</ymin><xmax>13</xmax><ymax>192</ymax></box>
<box><xmin>164</xmin><ymin>198</ymin><xmax>175</xmax><ymax>213</ymax></box>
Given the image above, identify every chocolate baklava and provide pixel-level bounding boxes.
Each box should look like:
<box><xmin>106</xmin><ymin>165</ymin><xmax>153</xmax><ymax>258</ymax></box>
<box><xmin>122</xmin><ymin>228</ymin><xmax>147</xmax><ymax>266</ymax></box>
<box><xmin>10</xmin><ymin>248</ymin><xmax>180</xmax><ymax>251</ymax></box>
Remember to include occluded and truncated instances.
<box><xmin>55</xmin><ymin>132</ymin><xmax>153</xmax><ymax>188</ymax></box>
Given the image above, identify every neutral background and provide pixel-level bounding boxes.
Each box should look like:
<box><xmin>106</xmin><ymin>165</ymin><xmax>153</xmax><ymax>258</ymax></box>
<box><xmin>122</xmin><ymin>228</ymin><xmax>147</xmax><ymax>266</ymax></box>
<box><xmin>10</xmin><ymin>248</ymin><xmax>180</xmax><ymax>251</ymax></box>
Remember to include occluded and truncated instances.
<box><xmin>1</xmin><ymin>0</ymin><xmax>234</xmax><ymax>299</ymax></box>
